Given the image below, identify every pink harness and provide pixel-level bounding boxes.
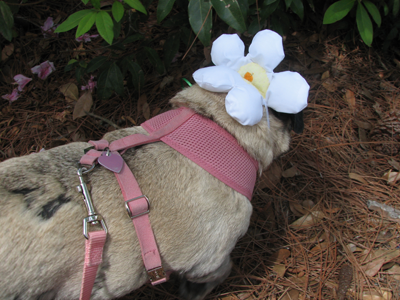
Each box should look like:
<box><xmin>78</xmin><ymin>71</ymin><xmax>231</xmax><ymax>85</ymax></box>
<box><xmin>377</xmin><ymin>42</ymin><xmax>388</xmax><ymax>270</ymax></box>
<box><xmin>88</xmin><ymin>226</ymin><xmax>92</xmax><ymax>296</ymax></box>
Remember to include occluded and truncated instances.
<box><xmin>77</xmin><ymin>107</ymin><xmax>258</xmax><ymax>299</ymax></box>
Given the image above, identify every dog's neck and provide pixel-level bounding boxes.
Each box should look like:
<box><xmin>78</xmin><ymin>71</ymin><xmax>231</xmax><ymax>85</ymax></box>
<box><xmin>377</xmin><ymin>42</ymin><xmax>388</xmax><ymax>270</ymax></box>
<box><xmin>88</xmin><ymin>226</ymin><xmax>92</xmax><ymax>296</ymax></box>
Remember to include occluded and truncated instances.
<box><xmin>169</xmin><ymin>85</ymin><xmax>291</xmax><ymax>171</ymax></box>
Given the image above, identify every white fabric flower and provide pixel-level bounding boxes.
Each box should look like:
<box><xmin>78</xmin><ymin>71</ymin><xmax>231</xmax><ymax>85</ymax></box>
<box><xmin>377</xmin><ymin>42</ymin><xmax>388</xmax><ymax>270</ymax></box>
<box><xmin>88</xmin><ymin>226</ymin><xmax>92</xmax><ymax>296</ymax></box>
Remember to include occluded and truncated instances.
<box><xmin>193</xmin><ymin>29</ymin><xmax>309</xmax><ymax>126</ymax></box>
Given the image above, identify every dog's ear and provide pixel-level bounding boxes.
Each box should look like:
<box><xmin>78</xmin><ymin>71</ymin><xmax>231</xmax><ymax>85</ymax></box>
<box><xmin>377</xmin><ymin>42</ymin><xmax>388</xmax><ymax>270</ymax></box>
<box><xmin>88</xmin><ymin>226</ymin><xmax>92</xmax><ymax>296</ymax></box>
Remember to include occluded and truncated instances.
<box><xmin>270</xmin><ymin>109</ymin><xmax>304</xmax><ymax>134</ymax></box>
<box><xmin>290</xmin><ymin>111</ymin><xmax>304</xmax><ymax>134</ymax></box>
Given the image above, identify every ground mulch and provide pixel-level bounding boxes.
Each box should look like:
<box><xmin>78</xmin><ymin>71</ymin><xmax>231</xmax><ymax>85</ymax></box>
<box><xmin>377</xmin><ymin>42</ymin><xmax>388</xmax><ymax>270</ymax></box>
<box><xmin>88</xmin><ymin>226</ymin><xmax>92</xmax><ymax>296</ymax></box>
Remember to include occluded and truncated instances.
<box><xmin>1</xmin><ymin>1</ymin><xmax>400</xmax><ymax>300</ymax></box>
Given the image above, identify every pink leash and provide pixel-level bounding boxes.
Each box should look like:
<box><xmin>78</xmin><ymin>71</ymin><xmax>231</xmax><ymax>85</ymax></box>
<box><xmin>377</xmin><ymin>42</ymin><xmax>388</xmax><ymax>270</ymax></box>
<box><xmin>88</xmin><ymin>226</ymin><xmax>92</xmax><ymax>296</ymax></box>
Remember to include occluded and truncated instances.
<box><xmin>77</xmin><ymin>107</ymin><xmax>258</xmax><ymax>299</ymax></box>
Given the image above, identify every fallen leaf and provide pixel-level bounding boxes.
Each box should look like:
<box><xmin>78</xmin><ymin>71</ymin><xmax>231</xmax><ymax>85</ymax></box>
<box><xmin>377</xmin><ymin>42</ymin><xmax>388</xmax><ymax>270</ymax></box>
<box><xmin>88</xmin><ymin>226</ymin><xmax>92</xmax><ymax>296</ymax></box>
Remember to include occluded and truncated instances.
<box><xmin>1</xmin><ymin>43</ymin><xmax>14</xmax><ymax>61</ymax></box>
<box><xmin>355</xmin><ymin>119</ymin><xmax>372</xmax><ymax>130</ymax></box>
<box><xmin>290</xmin><ymin>211</ymin><xmax>325</xmax><ymax>229</ymax></box>
<box><xmin>388</xmin><ymin>159</ymin><xmax>400</xmax><ymax>171</ymax></box>
<box><xmin>382</xmin><ymin>170</ymin><xmax>400</xmax><ymax>185</ymax></box>
<box><xmin>267</xmin><ymin>249</ymin><xmax>291</xmax><ymax>264</ymax></box>
<box><xmin>54</xmin><ymin>111</ymin><xmax>69</xmax><ymax>122</ymax></box>
<box><xmin>160</xmin><ymin>75</ymin><xmax>174</xmax><ymax>89</ymax></box>
<box><xmin>309</xmin><ymin>241</ymin><xmax>330</xmax><ymax>255</ymax></box>
<box><xmin>282</xmin><ymin>166</ymin><xmax>300</xmax><ymax>178</ymax></box>
<box><xmin>272</xmin><ymin>264</ymin><xmax>286</xmax><ymax>277</ymax></box>
<box><xmin>73</xmin><ymin>91</ymin><xmax>93</xmax><ymax>120</ymax></box>
<box><xmin>321</xmin><ymin>70</ymin><xmax>330</xmax><ymax>80</ymax></box>
<box><xmin>349</xmin><ymin>173</ymin><xmax>367</xmax><ymax>184</ymax></box>
<box><xmin>322</xmin><ymin>78</ymin><xmax>337</xmax><ymax>92</ymax></box>
<box><xmin>258</xmin><ymin>161</ymin><xmax>282</xmax><ymax>189</ymax></box>
<box><xmin>142</xmin><ymin>101</ymin><xmax>150</xmax><ymax>120</ymax></box>
<box><xmin>348</xmin><ymin>289</ymin><xmax>392</xmax><ymax>300</ymax></box>
<box><xmin>362</xmin><ymin>249</ymin><xmax>400</xmax><ymax>277</ymax></box>
<box><xmin>290</xmin><ymin>202</ymin><xmax>307</xmax><ymax>217</ymax></box>
<box><xmin>281</xmin><ymin>289</ymin><xmax>299</xmax><ymax>300</ymax></box>
<box><xmin>386</xmin><ymin>264</ymin><xmax>400</xmax><ymax>280</ymax></box>
<box><xmin>345</xmin><ymin>89</ymin><xmax>356</xmax><ymax>109</ymax></box>
<box><xmin>59</xmin><ymin>83</ymin><xmax>79</xmax><ymax>101</ymax></box>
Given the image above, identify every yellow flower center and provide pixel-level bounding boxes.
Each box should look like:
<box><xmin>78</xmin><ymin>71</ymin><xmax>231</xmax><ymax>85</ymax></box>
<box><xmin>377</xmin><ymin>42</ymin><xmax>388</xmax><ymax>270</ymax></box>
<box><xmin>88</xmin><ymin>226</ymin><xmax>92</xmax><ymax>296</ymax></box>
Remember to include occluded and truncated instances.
<box><xmin>238</xmin><ymin>62</ymin><xmax>270</xmax><ymax>97</ymax></box>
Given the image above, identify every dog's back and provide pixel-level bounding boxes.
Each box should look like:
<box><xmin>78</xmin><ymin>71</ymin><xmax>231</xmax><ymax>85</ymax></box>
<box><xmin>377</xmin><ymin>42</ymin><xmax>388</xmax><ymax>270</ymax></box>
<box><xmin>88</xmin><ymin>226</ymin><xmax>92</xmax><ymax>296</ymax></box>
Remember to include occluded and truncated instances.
<box><xmin>0</xmin><ymin>85</ymin><xmax>293</xmax><ymax>300</ymax></box>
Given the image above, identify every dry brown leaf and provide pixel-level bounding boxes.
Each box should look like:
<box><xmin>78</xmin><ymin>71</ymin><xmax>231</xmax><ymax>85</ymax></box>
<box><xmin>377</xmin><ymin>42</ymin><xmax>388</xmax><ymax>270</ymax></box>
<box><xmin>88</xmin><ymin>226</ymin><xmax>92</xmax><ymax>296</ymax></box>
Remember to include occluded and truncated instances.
<box><xmin>282</xmin><ymin>166</ymin><xmax>300</xmax><ymax>178</ymax></box>
<box><xmin>137</xmin><ymin>94</ymin><xmax>148</xmax><ymax>119</ymax></box>
<box><xmin>281</xmin><ymin>289</ymin><xmax>299</xmax><ymax>300</ymax></box>
<box><xmin>388</xmin><ymin>159</ymin><xmax>400</xmax><ymax>171</ymax></box>
<box><xmin>349</xmin><ymin>173</ymin><xmax>367</xmax><ymax>184</ymax></box>
<box><xmin>362</xmin><ymin>249</ymin><xmax>400</xmax><ymax>277</ymax></box>
<box><xmin>349</xmin><ymin>289</ymin><xmax>392</xmax><ymax>300</ymax></box>
<box><xmin>1</xmin><ymin>43</ymin><xmax>14</xmax><ymax>61</ymax></box>
<box><xmin>59</xmin><ymin>83</ymin><xmax>79</xmax><ymax>101</ymax></box>
<box><xmin>142</xmin><ymin>101</ymin><xmax>150</xmax><ymax>120</ymax></box>
<box><xmin>322</xmin><ymin>78</ymin><xmax>337</xmax><ymax>92</ymax></box>
<box><xmin>382</xmin><ymin>170</ymin><xmax>400</xmax><ymax>185</ymax></box>
<box><xmin>321</xmin><ymin>70</ymin><xmax>330</xmax><ymax>80</ymax></box>
<box><xmin>309</xmin><ymin>241</ymin><xmax>330</xmax><ymax>255</ymax></box>
<box><xmin>290</xmin><ymin>211</ymin><xmax>325</xmax><ymax>229</ymax></box>
<box><xmin>355</xmin><ymin>119</ymin><xmax>372</xmax><ymax>130</ymax></box>
<box><xmin>386</xmin><ymin>264</ymin><xmax>400</xmax><ymax>280</ymax></box>
<box><xmin>289</xmin><ymin>202</ymin><xmax>307</xmax><ymax>217</ymax></box>
<box><xmin>160</xmin><ymin>75</ymin><xmax>174</xmax><ymax>89</ymax></box>
<box><xmin>272</xmin><ymin>264</ymin><xmax>286</xmax><ymax>277</ymax></box>
<box><xmin>345</xmin><ymin>89</ymin><xmax>356</xmax><ymax>109</ymax></box>
<box><xmin>73</xmin><ymin>91</ymin><xmax>93</xmax><ymax>120</ymax></box>
<box><xmin>268</xmin><ymin>249</ymin><xmax>291</xmax><ymax>264</ymax></box>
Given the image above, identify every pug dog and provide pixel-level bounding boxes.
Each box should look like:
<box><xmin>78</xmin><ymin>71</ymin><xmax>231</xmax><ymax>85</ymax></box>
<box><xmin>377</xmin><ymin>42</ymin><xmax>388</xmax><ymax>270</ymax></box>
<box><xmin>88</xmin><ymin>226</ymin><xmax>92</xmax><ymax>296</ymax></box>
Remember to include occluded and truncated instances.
<box><xmin>0</xmin><ymin>84</ymin><xmax>303</xmax><ymax>300</ymax></box>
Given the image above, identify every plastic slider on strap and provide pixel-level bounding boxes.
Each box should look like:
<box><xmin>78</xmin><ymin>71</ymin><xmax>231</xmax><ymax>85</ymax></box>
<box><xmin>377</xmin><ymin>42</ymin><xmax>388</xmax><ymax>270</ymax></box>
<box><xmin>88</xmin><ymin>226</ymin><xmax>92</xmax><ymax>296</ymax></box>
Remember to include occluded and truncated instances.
<box><xmin>148</xmin><ymin>266</ymin><xmax>167</xmax><ymax>284</ymax></box>
<box><xmin>125</xmin><ymin>195</ymin><xmax>150</xmax><ymax>219</ymax></box>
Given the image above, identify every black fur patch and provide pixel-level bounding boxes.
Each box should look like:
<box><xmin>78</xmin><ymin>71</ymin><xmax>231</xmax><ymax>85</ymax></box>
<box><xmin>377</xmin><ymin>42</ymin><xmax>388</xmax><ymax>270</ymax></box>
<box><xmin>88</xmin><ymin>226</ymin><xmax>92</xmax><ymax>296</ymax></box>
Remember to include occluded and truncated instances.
<box><xmin>38</xmin><ymin>195</ymin><xmax>71</xmax><ymax>220</ymax></box>
<box><xmin>271</xmin><ymin>109</ymin><xmax>304</xmax><ymax>134</ymax></box>
<box><xmin>9</xmin><ymin>187</ymin><xmax>38</xmax><ymax>196</ymax></box>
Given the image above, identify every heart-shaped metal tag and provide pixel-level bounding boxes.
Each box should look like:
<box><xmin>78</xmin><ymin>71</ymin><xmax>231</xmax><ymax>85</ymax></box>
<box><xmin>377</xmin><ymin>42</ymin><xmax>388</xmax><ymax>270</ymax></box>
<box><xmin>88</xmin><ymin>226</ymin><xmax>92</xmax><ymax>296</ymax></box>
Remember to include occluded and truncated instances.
<box><xmin>98</xmin><ymin>151</ymin><xmax>124</xmax><ymax>173</ymax></box>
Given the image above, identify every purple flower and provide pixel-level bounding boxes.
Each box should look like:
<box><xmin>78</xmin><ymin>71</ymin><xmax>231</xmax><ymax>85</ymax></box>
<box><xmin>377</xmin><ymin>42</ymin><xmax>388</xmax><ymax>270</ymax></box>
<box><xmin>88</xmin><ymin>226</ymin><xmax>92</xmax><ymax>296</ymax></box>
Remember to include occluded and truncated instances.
<box><xmin>13</xmin><ymin>74</ymin><xmax>32</xmax><ymax>91</ymax></box>
<box><xmin>2</xmin><ymin>89</ymin><xmax>20</xmax><ymax>103</ymax></box>
<box><xmin>81</xmin><ymin>75</ymin><xmax>97</xmax><ymax>92</ymax></box>
<box><xmin>76</xmin><ymin>33</ymin><xmax>99</xmax><ymax>43</ymax></box>
<box><xmin>31</xmin><ymin>61</ymin><xmax>56</xmax><ymax>80</ymax></box>
<box><xmin>41</xmin><ymin>17</ymin><xmax>58</xmax><ymax>37</ymax></box>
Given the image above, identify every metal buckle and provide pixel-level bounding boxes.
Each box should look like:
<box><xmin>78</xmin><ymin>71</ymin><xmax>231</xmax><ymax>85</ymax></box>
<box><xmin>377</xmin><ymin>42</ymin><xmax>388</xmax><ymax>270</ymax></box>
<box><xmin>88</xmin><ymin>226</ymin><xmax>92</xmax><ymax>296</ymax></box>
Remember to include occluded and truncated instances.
<box><xmin>125</xmin><ymin>195</ymin><xmax>150</xmax><ymax>219</ymax></box>
<box><xmin>77</xmin><ymin>166</ymin><xmax>108</xmax><ymax>239</ymax></box>
<box><xmin>148</xmin><ymin>266</ymin><xmax>166</xmax><ymax>283</ymax></box>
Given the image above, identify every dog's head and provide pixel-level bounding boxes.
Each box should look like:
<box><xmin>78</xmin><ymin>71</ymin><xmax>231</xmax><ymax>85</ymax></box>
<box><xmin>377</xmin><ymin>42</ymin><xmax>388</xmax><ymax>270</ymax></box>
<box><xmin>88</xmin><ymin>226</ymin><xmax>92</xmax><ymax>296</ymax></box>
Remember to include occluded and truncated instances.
<box><xmin>170</xmin><ymin>85</ymin><xmax>303</xmax><ymax>171</ymax></box>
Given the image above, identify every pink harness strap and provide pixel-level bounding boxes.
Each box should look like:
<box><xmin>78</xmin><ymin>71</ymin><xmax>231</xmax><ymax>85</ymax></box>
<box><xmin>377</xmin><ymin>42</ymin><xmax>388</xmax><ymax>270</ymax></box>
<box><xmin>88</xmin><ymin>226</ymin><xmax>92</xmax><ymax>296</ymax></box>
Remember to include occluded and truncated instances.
<box><xmin>78</xmin><ymin>107</ymin><xmax>258</xmax><ymax>299</ymax></box>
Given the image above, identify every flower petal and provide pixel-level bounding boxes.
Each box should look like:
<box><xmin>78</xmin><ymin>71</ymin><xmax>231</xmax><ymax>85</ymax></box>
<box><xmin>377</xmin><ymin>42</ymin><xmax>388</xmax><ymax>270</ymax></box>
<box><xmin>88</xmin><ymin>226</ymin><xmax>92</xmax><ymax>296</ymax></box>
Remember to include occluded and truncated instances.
<box><xmin>193</xmin><ymin>66</ymin><xmax>241</xmax><ymax>92</ymax></box>
<box><xmin>13</xmin><ymin>74</ymin><xmax>32</xmax><ymax>91</ymax></box>
<box><xmin>225</xmin><ymin>84</ymin><xmax>264</xmax><ymax>126</ymax></box>
<box><xmin>266</xmin><ymin>71</ymin><xmax>309</xmax><ymax>114</ymax></box>
<box><xmin>247</xmin><ymin>30</ymin><xmax>285</xmax><ymax>73</ymax></box>
<box><xmin>211</xmin><ymin>34</ymin><xmax>248</xmax><ymax>71</ymax></box>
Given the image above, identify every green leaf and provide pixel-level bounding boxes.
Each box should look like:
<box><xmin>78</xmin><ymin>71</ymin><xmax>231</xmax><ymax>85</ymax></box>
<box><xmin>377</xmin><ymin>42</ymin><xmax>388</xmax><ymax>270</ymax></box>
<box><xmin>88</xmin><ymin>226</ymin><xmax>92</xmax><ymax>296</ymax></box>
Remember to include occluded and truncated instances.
<box><xmin>393</xmin><ymin>0</ymin><xmax>399</xmax><ymax>17</ymax></box>
<box><xmin>356</xmin><ymin>2</ymin><xmax>373</xmax><ymax>46</ymax></box>
<box><xmin>211</xmin><ymin>0</ymin><xmax>247</xmax><ymax>33</ymax></box>
<box><xmin>112</xmin><ymin>1</ymin><xmax>124</xmax><ymax>22</ymax></box>
<box><xmin>82</xmin><ymin>0</ymin><xmax>90</xmax><ymax>4</ymax></box>
<box><xmin>76</xmin><ymin>11</ymin><xmax>97</xmax><ymax>38</ymax></box>
<box><xmin>238</xmin><ymin>0</ymin><xmax>249</xmax><ymax>19</ymax></box>
<box><xmin>122</xmin><ymin>33</ymin><xmax>144</xmax><ymax>44</ymax></box>
<box><xmin>157</xmin><ymin>0</ymin><xmax>176</xmax><ymax>23</ymax></box>
<box><xmin>55</xmin><ymin>10</ymin><xmax>93</xmax><ymax>33</ymax></box>
<box><xmin>260</xmin><ymin>0</ymin><xmax>280</xmax><ymax>19</ymax></box>
<box><xmin>76</xmin><ymin>66</ymin><xmax>86</xmax><ymax>84</ymax></box>
<box><xmin>188</xmin><ymin>0</ymin><xmax>212</xmax><ymax>46</ymax></box>
<box><xmin>0</xmin><ymin>1</ymin><xmax>14</xmax><ymax>40</ymax></box>
<box><xmin>144</xmin><ymin>47</ymin><xmax>165</xmax><ymax>74</ymax></box>
<box><xmin>125</xmin><ymin>59</ymin><xmax>144</xmax><ymax>92</ymax></box>
<box><xmin>291</xmin><ymin>0</ymin><xmax>304</xmax><ymax>20</ymax></box>
<box><xmin>124</xmin><ymin>0</ymin><xmax>147</xmax><ymax>15</ymax></box>
<box><xmin>284</xmin><ymin>0</ymin><xmax>293</xmax><ymax>10</ymax></box>
<box><xmin>0</xmin><ymin>1</ymin><xmax>13</xmax><ymax>28</ymax></box>
<box><xmin>96</xmin><ymin>11</ymin><xmax>114</xmax><ymax>45</ymax></box>
<box><xmin>323</xmin><ymin>0</ymin><xmax>356</xmax><ymax>24</ymax></box>
<box><xmin>363</xmin><ymin>1</ymin><xmax>381</xmax><ymax>27</ymax></box>
<box><xmin>384</xmin><ymin>3</ymin><xmax>389</xmax><ymax>16</ymax></box>
<box><xmin>97</xmin><ymin>62</ymin><xmax>124</xmax><ymax>99</ymax></box>
<box><xmin>86</xmin><ymin>56</ymin><xmax>108</xmax><ymax>73</ymax></box>
<box><xmin>163</xmin><ymin>32</ymin><xmax>180</xmax><ymax>69</ymax></box>
<box><xmin>64</xmin><ymin>60</ymin><xmax>79</xmax><ymax>72</ymax></box>
<box><xmin>90</xmin><ymin>0</ymin><xmax>101</xmax><ymax>9</ymax></box>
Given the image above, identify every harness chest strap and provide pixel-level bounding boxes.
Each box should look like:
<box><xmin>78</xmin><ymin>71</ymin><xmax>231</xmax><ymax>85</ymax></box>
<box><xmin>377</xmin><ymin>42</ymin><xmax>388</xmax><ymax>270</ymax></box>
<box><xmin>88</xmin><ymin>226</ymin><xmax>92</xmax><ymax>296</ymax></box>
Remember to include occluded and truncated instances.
<box><xmin>78</xmin><ymin>107</ymin><xmax>258</xmax><ymax>299</ymax></box>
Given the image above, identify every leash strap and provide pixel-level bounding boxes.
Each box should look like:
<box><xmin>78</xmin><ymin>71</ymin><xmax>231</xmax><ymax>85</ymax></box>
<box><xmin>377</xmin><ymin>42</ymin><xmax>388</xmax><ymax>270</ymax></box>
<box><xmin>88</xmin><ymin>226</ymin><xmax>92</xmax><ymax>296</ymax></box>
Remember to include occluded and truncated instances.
<box><xmin>80</xmin><ymin>231</ymin><xmax>107</xmax><ymax>300</ymax></box>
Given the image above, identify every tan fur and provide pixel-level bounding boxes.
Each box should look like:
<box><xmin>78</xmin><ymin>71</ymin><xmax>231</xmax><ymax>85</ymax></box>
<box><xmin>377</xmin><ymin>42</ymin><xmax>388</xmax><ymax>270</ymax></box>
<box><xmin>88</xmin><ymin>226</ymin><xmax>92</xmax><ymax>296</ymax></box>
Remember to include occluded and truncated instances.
<box><xmin>0</xmin><ymin>85</ymin><xmax>291</xmax><ymax>300</ymax></box>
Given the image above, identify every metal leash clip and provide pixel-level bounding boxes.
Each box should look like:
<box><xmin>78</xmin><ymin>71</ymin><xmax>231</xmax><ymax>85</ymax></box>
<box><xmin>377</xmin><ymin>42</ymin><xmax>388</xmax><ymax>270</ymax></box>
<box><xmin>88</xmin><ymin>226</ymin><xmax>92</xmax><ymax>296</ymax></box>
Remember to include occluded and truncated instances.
<box><xmin>77</xmin><ymin>165</ymin><xmax>108</xmax><ymax>239</ymax></box>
